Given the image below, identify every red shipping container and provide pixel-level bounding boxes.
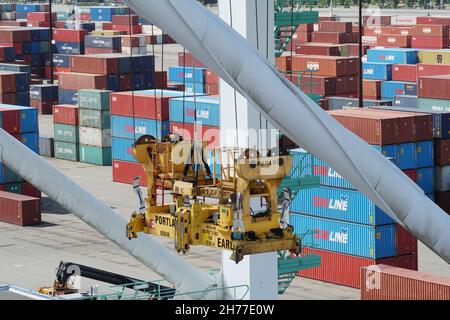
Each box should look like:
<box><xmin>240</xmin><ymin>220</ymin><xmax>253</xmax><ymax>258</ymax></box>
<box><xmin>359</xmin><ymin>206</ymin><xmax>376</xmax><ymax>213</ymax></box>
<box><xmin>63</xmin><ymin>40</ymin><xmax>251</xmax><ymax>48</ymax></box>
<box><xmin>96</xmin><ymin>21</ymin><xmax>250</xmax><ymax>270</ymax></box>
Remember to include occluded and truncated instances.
<box><xmin>0</xmin><ymin>108</ymin><xmax>20</xmax><ymax>133</ymax></box>
<box><xmin>170</xmin><ymin>122</ymin><xmax>220</xmax><ymax>149</ymax></box>
<box><xmin>287</xmin><ymin>74</ymin><xmax>336</xmax><ymax>96</ymax></box>
<box><xmin>363</xmin><ymin>79</ymin><xmax>382</xmax><ymax>99</ymax></box>
<box><xmin>276</xmin><ymin>55</ymin><xmax>291</xmax><ymax>72</ymax></box>
<box><xmin>112</xmin><ymin>160</ymin><xmax>148</xmax><ymax>186</ymax></box>
<box><xmin>434</xmin><ymin>139</ymin><xmax>450</xmax><ymax>166</ymax></box>
<box><xmin>27</xmin><ymin>12</ymin><xmax>56</xmax><ymax>22</ymax></box>
<box><xmin>205</xmin><ymin>83</ymin><xmax>219</xmax><ymax>95</ymax></box>
<box><xmin>294</xmin><ymin>23</ymin><xmax>314</xmax><ymax>33</ymax></box>
<box><xmin>111</xmin><ymin>92</ymin><xmax>171</xmax><ymax>120</ymax></box>
<box><xmin>361</xmin><ymin>265</ymin><xmax>450</xmax><ymax>300</ymax></box>
<box><xmin>389</xmin><ymin>26</ymin><xmax>413</xmax><ymax>36</ymax></box>
<box><xmin>311</xmin><ymin>32</ymin><xmax>348</xmax><ymax>44</ymax></box>
<box><xmin>0</xmin><ymin>71</ymin><xmax>16</xmax><ymax>93</ymax></box>
<box><xmin>121</xmin><ymin>35</ymin><xmax>145</xmax><ymax>47</ymax></box>
<box><xmin>58</xmin><ymin>72</ymin><xmax>108</xmax><ymax>91</ymax></box>
<box><xmin>396</xmin><ymin>225</ymin><xmax>418</xmax><ymax>256</ymax></box>
<box><xmin>377</xmin><ymin>35</ymin><xmax>411</xmax><ymax>48</ymax></box>
<box><xmin>0</xmin><ymin>30</ymin><xmax>31</xmax><ymax>43</ymax></box>
<box><xmin>54</xmin><ymin>21</ymin><xmax>65</xmax><ymax>28</ymax></box>
<box><xmin>328</xmin><ymin>109</ymin><xmax>398</xmax><ymax>145</ymax></box>
<box><xmin>299</xmin><ymin>248</ymin><xmax>417</xmax><ymax>289</ymax></box>
<box><xmin>0</xmin><ymin>92</ymin><xmax>15</xmax><ymax>105</ymax></box>
<box><xmin>53</xmin><ymin>105</ymin><xmax>79</xmax><ymax>125</ymax></box>
<box><xmin>71</xmin><ymin>55</ymin><xmax>119</xmax><ymax>75</ymax></box>
<box><xmin>178</xmin><ymin>52</ymin><xmax>205</xmax><ymax>68</ymax></box>
<box><xmin>85</xmin><ymin>47</ymin><xmax>122</xmax><ymax>54</ymax></box>
<box><xmin>0</xmin><ymin>191</ymin><xmax>41</xmax><ymax>226</ymax></box>
<box><xmin>291</xmin><ymin>55</ymin><xmax>357</xmax><ymax>77</ymax></box>
<box><xmin>318</xmin><ymin>21</ymin><xmax>352</xmax><ymax>33</ymax></box>
<box><xmin>403</xmin><ymin>169</ymin><xmax>417</xmax><ymax>183</ymax></box>
<box><xmin>153</xmin><ymin>71</ymin><xmax>168</xmax><ymax>89</ymax></box>
<box><xmin>392</xmin><ymin>64</ymin><xmax>418</xmax><ymax>82</ymax></box>
<box><xmin>319</xmin><ymin>16</ymin><xmax>336</xmax><ymax>22</ymax></box>
<box><xmin>295</xmin><ymin>43</ymin><xmax>341</xmax><ymax>56</ymax></box>
<box><xmin>416</xmin><ymin>16</ymin><xmax>450</xmax><ymax>25</ymax></box>
<box><xmin>79</xmin><ymin>13</ymin><xmax>91</xmax><ymax>21</ymax></box>
<box><xmin>364</xmin><ymin>27</ymin><xmax>383</xmax><ymax>36</ymax></box>
<box><xmin>22</xmin><ymin>182</ymin><xmax>41</xmax><ymax>199</ymax></box>
<box><xmin>412</xmin><ymin>24</ymin><xmax>449</xmax><ymax>37</ymax></box>
<box><xmin>412</xmin><ymin>36</ymin><xmax>449</xmax><ymax>49</ymax></box>
<box><xmin>418</xmin><ymin>75</ymin><xmax>450</xmax><ymax>99</ymax></box>
<box><xmin>112</xmin><ymin>24</ymin><xmax>143</xmax><ymax>35</ymax></box>
<box><xmin>102</xmin><ymin>22</ymin><xmax>113</xmax><ymax>31</ymax></box>
<box><xmin>205</xmin><ymin>69</ymin><xmax>219</xmax><ymax>84</ymax></box>
<box><xmin>363</xmin><ymin>16</ymin><xmax>391</xmax><ymax>26</ymax></box>
<box><xmin>53</xmin><ymin>29</ymin><xmax>88</xmax><ymax>42</ymax></box>
<box><xmin>346</xmin><ymin>43</ymin><xmax>370</xmax><ymax>56</ymax></box>
<box><xmin>112</xmin><ymin>15</ymin><xmax>139</xmax><ymax>26</ymax></box>
<box><xmin>0</xmin><ymin>21</ymin><xmax>28</xmax><ymax>27</ymax></box>
<box><xmin>417</xmin><ymin>63</ymin><xmax>450</xmax><ymax>77</ymax></box>
<box><xmin>27</xmin><ymin>21</ymin><xmax>51</xmax><ymax>28</ymax></box>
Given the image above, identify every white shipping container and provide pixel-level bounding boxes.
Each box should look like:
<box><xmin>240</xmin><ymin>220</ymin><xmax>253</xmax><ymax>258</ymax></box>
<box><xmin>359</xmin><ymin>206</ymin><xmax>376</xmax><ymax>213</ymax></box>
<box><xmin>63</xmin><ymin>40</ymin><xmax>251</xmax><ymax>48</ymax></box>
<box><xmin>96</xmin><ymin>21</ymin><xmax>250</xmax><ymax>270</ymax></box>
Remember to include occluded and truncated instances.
<box><xmin>391</xmin><ymin>16</ymin><xmax>417</xmax><ymax>26</ymax></box>
<box><xmin>79</xmin><ymin>127</ymin><xmax>112</xmax><ymax>148</ymax></box>
<box><xmin>362</xmin><ymin>36</ymin><xmax>378</xmax><ymax>45</ymax></box>
<box><xmin>122</xmin><ymin>46</ymin><xmax>147</xmax><ymax>55</ymax></box>
<box><xmin>435</xmin><ymin>166</ymin><xmax>450</xmax><ymax>192</ymax></box>
<box><xmin>1</xmin><ymin>12</ymin><xmax>16</xmax><ymax>20</ymax></box>
<box><xmin>142</xmin><ymin>25</ymin><xmax>162</xmax><ymax>35</ymax></box>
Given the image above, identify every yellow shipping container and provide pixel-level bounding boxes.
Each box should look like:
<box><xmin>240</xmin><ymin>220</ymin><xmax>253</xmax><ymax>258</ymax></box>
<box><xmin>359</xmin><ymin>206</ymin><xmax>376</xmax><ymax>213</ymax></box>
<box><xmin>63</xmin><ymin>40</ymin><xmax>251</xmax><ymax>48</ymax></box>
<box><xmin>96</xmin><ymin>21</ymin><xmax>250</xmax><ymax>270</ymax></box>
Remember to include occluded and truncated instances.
<box><xmin>418</xmin><ymin>50</ymin><xmax>450</xmax><ymax>64</ymax></box>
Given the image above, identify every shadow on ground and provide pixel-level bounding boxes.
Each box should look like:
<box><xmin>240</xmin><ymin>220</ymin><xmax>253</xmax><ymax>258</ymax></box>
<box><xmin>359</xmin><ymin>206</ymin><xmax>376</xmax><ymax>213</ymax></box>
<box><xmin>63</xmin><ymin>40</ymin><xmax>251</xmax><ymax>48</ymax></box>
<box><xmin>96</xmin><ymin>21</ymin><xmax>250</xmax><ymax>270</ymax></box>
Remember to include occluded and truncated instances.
<box><xmin>41</xmin><ymin>197</ymin><xmax>70</xmax><ymax>215</ymax></box>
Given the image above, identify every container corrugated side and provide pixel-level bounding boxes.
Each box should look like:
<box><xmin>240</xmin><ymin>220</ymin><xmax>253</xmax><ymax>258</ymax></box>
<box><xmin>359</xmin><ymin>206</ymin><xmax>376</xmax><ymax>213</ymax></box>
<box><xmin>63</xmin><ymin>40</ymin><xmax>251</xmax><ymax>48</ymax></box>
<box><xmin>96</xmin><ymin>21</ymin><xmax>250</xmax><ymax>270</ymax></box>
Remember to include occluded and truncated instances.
<box><xmin>53</xmin><ymin>124</ymin><xmax>79</xmax><ymax>144</ymax></box>
<box><xmin>79</xmin><ymin>127</ymin><xmax>111</xmax><ymax>148</ymax></box>
<box><xmin>79</xmin><ymin>109</ymin><xmax>110</xmax><ymax>129</ymax></box>
<box><xmin>111</xmin><ymin>115</ymin><xmax>170</xmax><ymax>140</ymax></box>
<box><xmin>291</xmin><ymin>186</ymin><xmax>395</xmax><ymax>226</ymax></box>
<box><xmin>112</xmin><ymin>137</ymin><xmax>137</xmax><ymax>163</ymax></box>
<box><xmin>112</xmin><ymin>160</ymin><xmax>147</xmax><ymax>186</ymax></box>
<box><xmin>291</xmin><ymin>214</ymin><xmax>396</xmax><ymax>259</ymax></box>
<box><xmin>361</xmin><ymin>265</ymin><xmax>450</xmax><ymax>300</ymax></box>
<box><xmin>54</xmin><ymin>141</ymin><xmax>79</xmax><ymax>162</ymax></box>
<box><xmin>79</xmin><ymin>145</ymin><xmax>112</xmax><ymax>166</ymax></box>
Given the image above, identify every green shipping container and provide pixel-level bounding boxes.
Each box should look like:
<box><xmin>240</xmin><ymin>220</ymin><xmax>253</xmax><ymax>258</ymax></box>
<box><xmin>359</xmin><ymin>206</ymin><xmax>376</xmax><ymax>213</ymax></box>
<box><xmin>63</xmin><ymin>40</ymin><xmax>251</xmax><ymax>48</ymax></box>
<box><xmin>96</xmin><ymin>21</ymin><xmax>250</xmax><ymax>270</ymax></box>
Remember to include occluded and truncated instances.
<box><xmin>6</xmin><ymin>182</ymin><xmax>23</xmax><ymax>194</ymax></box>
<box><xmin>78</xmin><ymin>89</ymin><xmax>112</xmax><ymax>111</ymax></box>
<box><xmin>79</xmin><ymin>145</ymin><xmax>112</xmax><ymax>166</ymax></box>
<box><xmin>79</xmin><ymin>109</ymin><xmax>111</xmax><ymax>129</ymax></box>
<box><xmin>418</xmin><ymin>98</ymin><xmax>450</xmax><ymax>112</ymax></box>
<box><xmin>54</xmin><ymin>124</ymin><xmax>79</xmax><ymax>143</ymax></box>
<box><xmin>55</xmin><ymin>141</ymin><xmax>79</xmax><ymax>162</ymax></box>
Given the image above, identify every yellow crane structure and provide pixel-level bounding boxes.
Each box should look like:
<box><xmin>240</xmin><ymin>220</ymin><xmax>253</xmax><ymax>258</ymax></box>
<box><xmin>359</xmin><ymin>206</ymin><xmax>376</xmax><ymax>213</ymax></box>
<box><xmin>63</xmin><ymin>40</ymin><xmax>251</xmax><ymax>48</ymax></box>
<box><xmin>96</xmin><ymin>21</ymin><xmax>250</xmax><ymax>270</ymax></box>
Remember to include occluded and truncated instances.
<box><xmin>126</xmin><ymin>134</ymin><xmax>302</xmax><ymax>263</ymax></box>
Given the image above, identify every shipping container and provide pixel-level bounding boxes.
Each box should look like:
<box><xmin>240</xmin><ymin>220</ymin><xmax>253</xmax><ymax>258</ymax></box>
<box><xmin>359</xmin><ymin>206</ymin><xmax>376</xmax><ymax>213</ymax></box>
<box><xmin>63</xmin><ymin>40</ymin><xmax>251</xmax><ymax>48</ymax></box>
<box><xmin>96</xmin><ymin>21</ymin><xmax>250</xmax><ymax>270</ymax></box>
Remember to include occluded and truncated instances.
<box><xmin>290</xmin><ymin>186</ymin><xmax>395</xmax><ymax>226</ymax></box>
<box><xmin>79</xmin><ymin>127</ymin><xmax>111</xmax><ymax>148</ymax></box>
<box><xmin>0</xmin><ymin>163</ymin><xmax>21</xmax><ymax>184</ymax></box>
<box><xmin>178</xmin><ymin>52</ymin><xmax>205</xmax><ymax>68</ymax></box>
<box><xmin>435</xmin><ymin>139</ymin><xmax>450</xmax><ymax>166</ymax></box>
<box><xmin>368</xmin><ymin>49</ymin><xmax>418</xmax><ymax>65</ymax></box>
<box><xmin>418</xmin><ymin>49</ymin><xmax>450</xmax><ymax>64</ymax></box>
<box><xmin>381</xmin><ymin>81</ymin><xmax>417</xmax><ymax>99</ymax></box>
<box><xmin>294</xmin><ymin>43</ymin><xmax>341</xmax><ymax>56</ymax></box>
<box><xmin>112</xmin><ymin>137</ymin><xmax>136</xmax><ymax>163</ymax></box>
<box><xmin>416</xmin><ymin>167</ymin><xmax>434</xmax><ymax>194</ymax></box>
<box><xmin>416</xmin><ymin>141</ymin><xmax>434</xmax><ymax>168</ymax></box>
<box><xmin>79</xmin><ymin>145</ymin><xmax>112</xmax><ymax>166</ymax></box>
<box><xmin>392</xmin><ymin>64</ymin><xmax>417</xmax><ymax>82</ymax></box>
<box><xmin>78</xmin><ymin>89</ymin><xmax>111</xmax><ymax>111</ymax></box>
<box><xmin>318</xmin><ymin>21</ymin><xmax>352</xmax><ymax>33</ymax></box>
<box><xmin>54</xmin><ymin>141</ymin><xmax>79</xmax><ymax>162</ymax></box>
<box><xmin>362</xmin><ymin>80</ymin><xmax>382</xmax><ymax>99</ymax></box>
<box><xmin>22</xmin><ymin>182</ymin><xmax>41</xmax><ymax>199</ymax></box>
<box><xmin>19</xmin><ymin>132</ymin><xmax>39</xmax><ymax>154</ymax></box>
<box><xmin>53</xmin><ymin>41</ymin><xmax>85</xmax><ymax>55</ymax></box>
<box><xmin>29</xmin><ymin>84</ymin><xmax>58</xmax><ymax>101</ymax></box>
<box><xmin>327</xmin><ymin>97</ymin><xmax>392</xmax><ymax>110</ymax></box>
<box><xmin>58</xmin><ymin>72</ymin><xmax>107</xmax><ymax>91</ymax></box>
<box><xmin>0</xmin><ymin>105</ymin><xmax>37</xmax><ymax>133</ymax></box>
<box><xmin>71</xmin><ymin>54</ymin><xmax>119</xmax><ymax>75</ymax></box>
<box><xmin>412</xmin><ymin>36</ymin><xmax>449</xmax><ymax>49</ymax></box>
<box><xmin>377</xmin><ymin>35</ymin><xmax>411</xmax><ymax>48</ymax></box>
<box><xmin>393</xmin><ymin>95</ymin><xmax>418</xmax><ymax>109</ymax></box>
<box><xmin>286</xmin><ymin>74</ymin><xmax>336</xmax><ymax>96</ymax></box>
<box><xmin>79</xmin><ymin>109</ymin><xmax>110</xmax><ymax>129</ymax></box>
<box><xmin>418</xmin><ymin>98</ymin><xmax>450</xmax><ymax>112</ymax></box>
<box><xmin>169</xmin><ymin>96</ymin><xmax>220</xmax><ymax>127</ymax></box>
<box><xmin>85</xmin><ymin>36</ymin><xmax>122</xmax><ymax>50</ymax></box>
<box><xmin>311</xmin><ymin>32</ymin><xmax>356</xmax><ymax>44</ymax></box>
<box><xmin>418</xmin><ymin>75</ymin><xmax>450</xmax><ymax>100</ymax></box>
<box><xmin>291</xmin><ymin>55</ymin><xmax>358</xmax><ymax>77</ymax></box>
<box><xmin>53</xmin><ymin>104</ymin><xmax>79</xmax><ymax>126</ymax></box>
<box><xmin>363</xmin><ymin>62</ymin><xmax>393</xmax><ymax>81</ymax></box>
<box><xmin>53</xmin><ymin>28</ymin><xmax>88</xmax><ymax>43</ymax></box>
<box><xmin>291</xmin><ymin>214</ymin><xmax>396</xmax><ymax>259</ymax></box>
<box><xmin>170</xmin><ymin>122</ymin><xmax>220</xmax><ymax>149</ymax></box>
<box><xmin>435</xmin><ymin>166</ymin><xmax>450</xmax><ymax>192</ymax></box>
<box><xmin>361</xmin><ymin>265</ymin><xmax>450</xmax><ymax>300</ymax></box>
<box><xmin>0</xmin><ymin>191</ymin><xmax>40</xmax><ymax>226</ymax></box>
<box><xmin>0</xmin><ymin>108</ymin><xmax>20</xmax><ymax>133</ymax></box>
<box><xmin>299</xmin><ymin>248</ymin><xmax>417</xmax><ymax>288</ymax></box>
<box><xmin>417</xmin><ymin>63</ymin><xmax>450</xmax><ymax>78</ymax></box>
<box><xmin>112</xmin><ymin>160</ymin><xmax>147</xmax><ymax>186</ymax></box>
<box><xmin>39</xmin><ymin>136</ymin><xmax>54</xmax><ymax>158</ymax></box>
<box><xmin>54</xmin><ymin>123</ymin><xmax>79</xmax><ymax>144</ymax></box>
<box><xmin>111</xmin><ymin>115</ymin><xmax>170</xmax><ymax>140</ymax></box>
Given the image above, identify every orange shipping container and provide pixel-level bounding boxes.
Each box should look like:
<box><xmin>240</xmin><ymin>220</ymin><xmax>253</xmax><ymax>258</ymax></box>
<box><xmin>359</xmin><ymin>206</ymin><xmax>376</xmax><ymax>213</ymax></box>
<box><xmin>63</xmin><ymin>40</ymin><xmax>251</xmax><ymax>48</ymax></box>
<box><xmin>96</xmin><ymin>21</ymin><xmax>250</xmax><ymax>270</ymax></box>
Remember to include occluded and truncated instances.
<box><xmin>290</xmin><ymin>55</ymin><xmax>358</xmax><ymax>77</ymax></box>
<box><xmin>58</xmin><ymin>72</ymin><xmax>108</xmax><ymax>91</ymax></box>
<box><xmin>377</xmin><ymin>35</ymin><xmax>411</xmax><ymax>48</ymax></box>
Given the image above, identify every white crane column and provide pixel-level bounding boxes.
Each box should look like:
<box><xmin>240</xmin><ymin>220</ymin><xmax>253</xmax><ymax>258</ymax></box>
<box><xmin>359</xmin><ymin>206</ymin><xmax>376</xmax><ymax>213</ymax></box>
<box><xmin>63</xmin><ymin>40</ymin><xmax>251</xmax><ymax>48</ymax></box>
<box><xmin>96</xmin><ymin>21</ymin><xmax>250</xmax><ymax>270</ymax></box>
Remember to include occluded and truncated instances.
<box><xmin>218</xmin><ymin>0</ymin><xmax>278</xmax><ymax>301</ymax></box>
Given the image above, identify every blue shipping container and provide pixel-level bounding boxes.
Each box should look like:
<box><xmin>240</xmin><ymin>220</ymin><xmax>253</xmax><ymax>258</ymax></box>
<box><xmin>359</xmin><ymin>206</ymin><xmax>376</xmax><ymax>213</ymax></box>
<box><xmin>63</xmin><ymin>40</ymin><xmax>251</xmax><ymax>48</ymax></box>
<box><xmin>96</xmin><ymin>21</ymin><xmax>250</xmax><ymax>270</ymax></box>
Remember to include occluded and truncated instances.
<box><xmin>381</xmin><ymin>81</ymin><xmax>417</xmax><ymax>99</ymax></box>
<box><xmin>16</xmin><ymin>4</ymin><xmax>42</xmax><ymax>12</ymax></box>
<box><xmin>85</xmin><ymin>36</ymin><xmax>122</xmax><ymax>49</ymax></box>
<box><xmin>112</xmin><ymin>137</ymin><xmax>137</xmax><ymax>163</ymax></box>
<box><xmin>416</xmin><ymin>167</ymin><xmax>434</xmax><ymax>194</ymax></box>
<box><xmin>363</xmin><ymin>62</ymin><xmax>393</xmax><ymax>80</ymax></box>
<box><xmin>53</xmin><ymin>54</ymin><xmax>71</xmax><ymax>68</ymax></box>
<box><xmin>290</xmin><ymin>186</ymin><xmax>395</xmax><ymax>225</ymax></box>
<box><xmin>416</xmin><ymin>141</ymin><xmax>433</xmax><ymax>168</ymax></box>
<box><xmin>367</xmin><ymin>48</ymin><xmax>418</xmax><ymax>64</ymax></box>
<box><xmin>15</xmin><ymin>73</ymin><xmax>29</xmax><ymax>92</ymax></box>
<box><xmin>0</xmin><ymin>162</ymin><xmax>22</xmax><ymax>184</ymax></box>
<box><xmin>184</xmin><ymin>82</ymin><xmax>206</xmax><ymax>94</ymax></box>
<box><xmin>58</xmin><ymin>89</ymin><xmax>79</xmax><ymax>105</ymax></box>
<box><xmin>15</xmin><ymin>92</ymin><xmax>30</xmax><ymax>107</ymax></box>
<box><xmin>397</xmin><ymin>143</ymin><xmax>417</xmax><ymax>170</ymax></box>
<box><xmin>53</xmin><ymin>42</ymin><xmax>85</xmax><ymax>55</ymax></box>
<box><xmin>291</xmin><ymin>214</ymin><xmax>396</xmax><ymax>259</ymax></box>
<box><xmin>393</xmin><ymin>95</ymin><xmax>418</xmax><ymax>109</ymax></box>
<box><xmin>30</xmin><ymin>84</ymin><xmax>59</xmax><ymax>101</ymax></box>
<box><xmin>20</xmin><ymin>132</ymin><xmax>39</xmax><ymax>154</ymax></box>
<box><xmin>169</xmin><ymin>96</ymin><xmax>220</xmax><ymax>127</ymax></box>
<box><xmin>111</xmin><ymin>115</ymin><xmax>170</xmax><ymax>140</ymax></box>
<box><xmin>169</xmin><ymin>66</ymin><xmax>206</xmax><ymax>84</ymax></box>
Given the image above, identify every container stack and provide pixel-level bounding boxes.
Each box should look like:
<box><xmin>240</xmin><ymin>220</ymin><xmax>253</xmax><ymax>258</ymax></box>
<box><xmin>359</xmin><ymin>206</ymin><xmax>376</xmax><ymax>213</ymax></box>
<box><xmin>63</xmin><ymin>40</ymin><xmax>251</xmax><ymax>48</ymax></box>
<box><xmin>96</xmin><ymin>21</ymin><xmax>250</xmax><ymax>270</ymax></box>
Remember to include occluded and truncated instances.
<box><xmin>121</xmin><ymin>34</ymin><xmax>147</xmax><ymax>55</ymax></box>
<box><xmin>169</xmin><ymin>65</ymin><xmax>219</xmax><ymax>95</ymax></box>
<box><xmin>110</xmin><ymin>14</ymin><xmax>142</xmax><ymax>35</ymax></box>
<box><xmin>0</xmin><ymin>69</ymin><xmax>30</xmax><ymax>106</ymax></box>
<box><xmin>26</xmin><ymin>11</ymin><xmax>56</xmax><ymax>28</ymax></box>
<box><xmin>78</xmin><ymin>89</ymin><xmax>112</xmax><ymax>166</ymax></box>
<box><xmin>111</xmin><ymin>89</ymin><xmax>205</xmax><ymax>185</ymax></box>
<box><xmin>0</xmin><ymin>3</ymin><xmax>16</xmax><ymax>22</ymax></box>
<box><xmin>15</xmin><ymin>3</ymin><xmax>49</xmax><ymax>21</ymax></box>
<box><xmin>30</xmin><ymin>84</ymin><xmax>58</xmax><ymax>115</ymax></box>
<box><xmin>290</xmin><ymin>107</ymin><xmax>436</xmax><ymax>288</ymax></box>
<box><xmin>0</xmin><ymin>104</ymin><xmax>41</xmax><ymax>199</ymax></box>
<box><xmin>90</xmin><ymin>6</ymin><xmax>127</xmax><ymax>23</ymax></box>
<box><xmin>53</xmin><ymin>28</ymin><xmax>88</xmax><ymax>56</ymax></box>
<box><xmin>53</xmin><ymin>104</ymin><xmax>80</xmax><ymax>162</ymax></box>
